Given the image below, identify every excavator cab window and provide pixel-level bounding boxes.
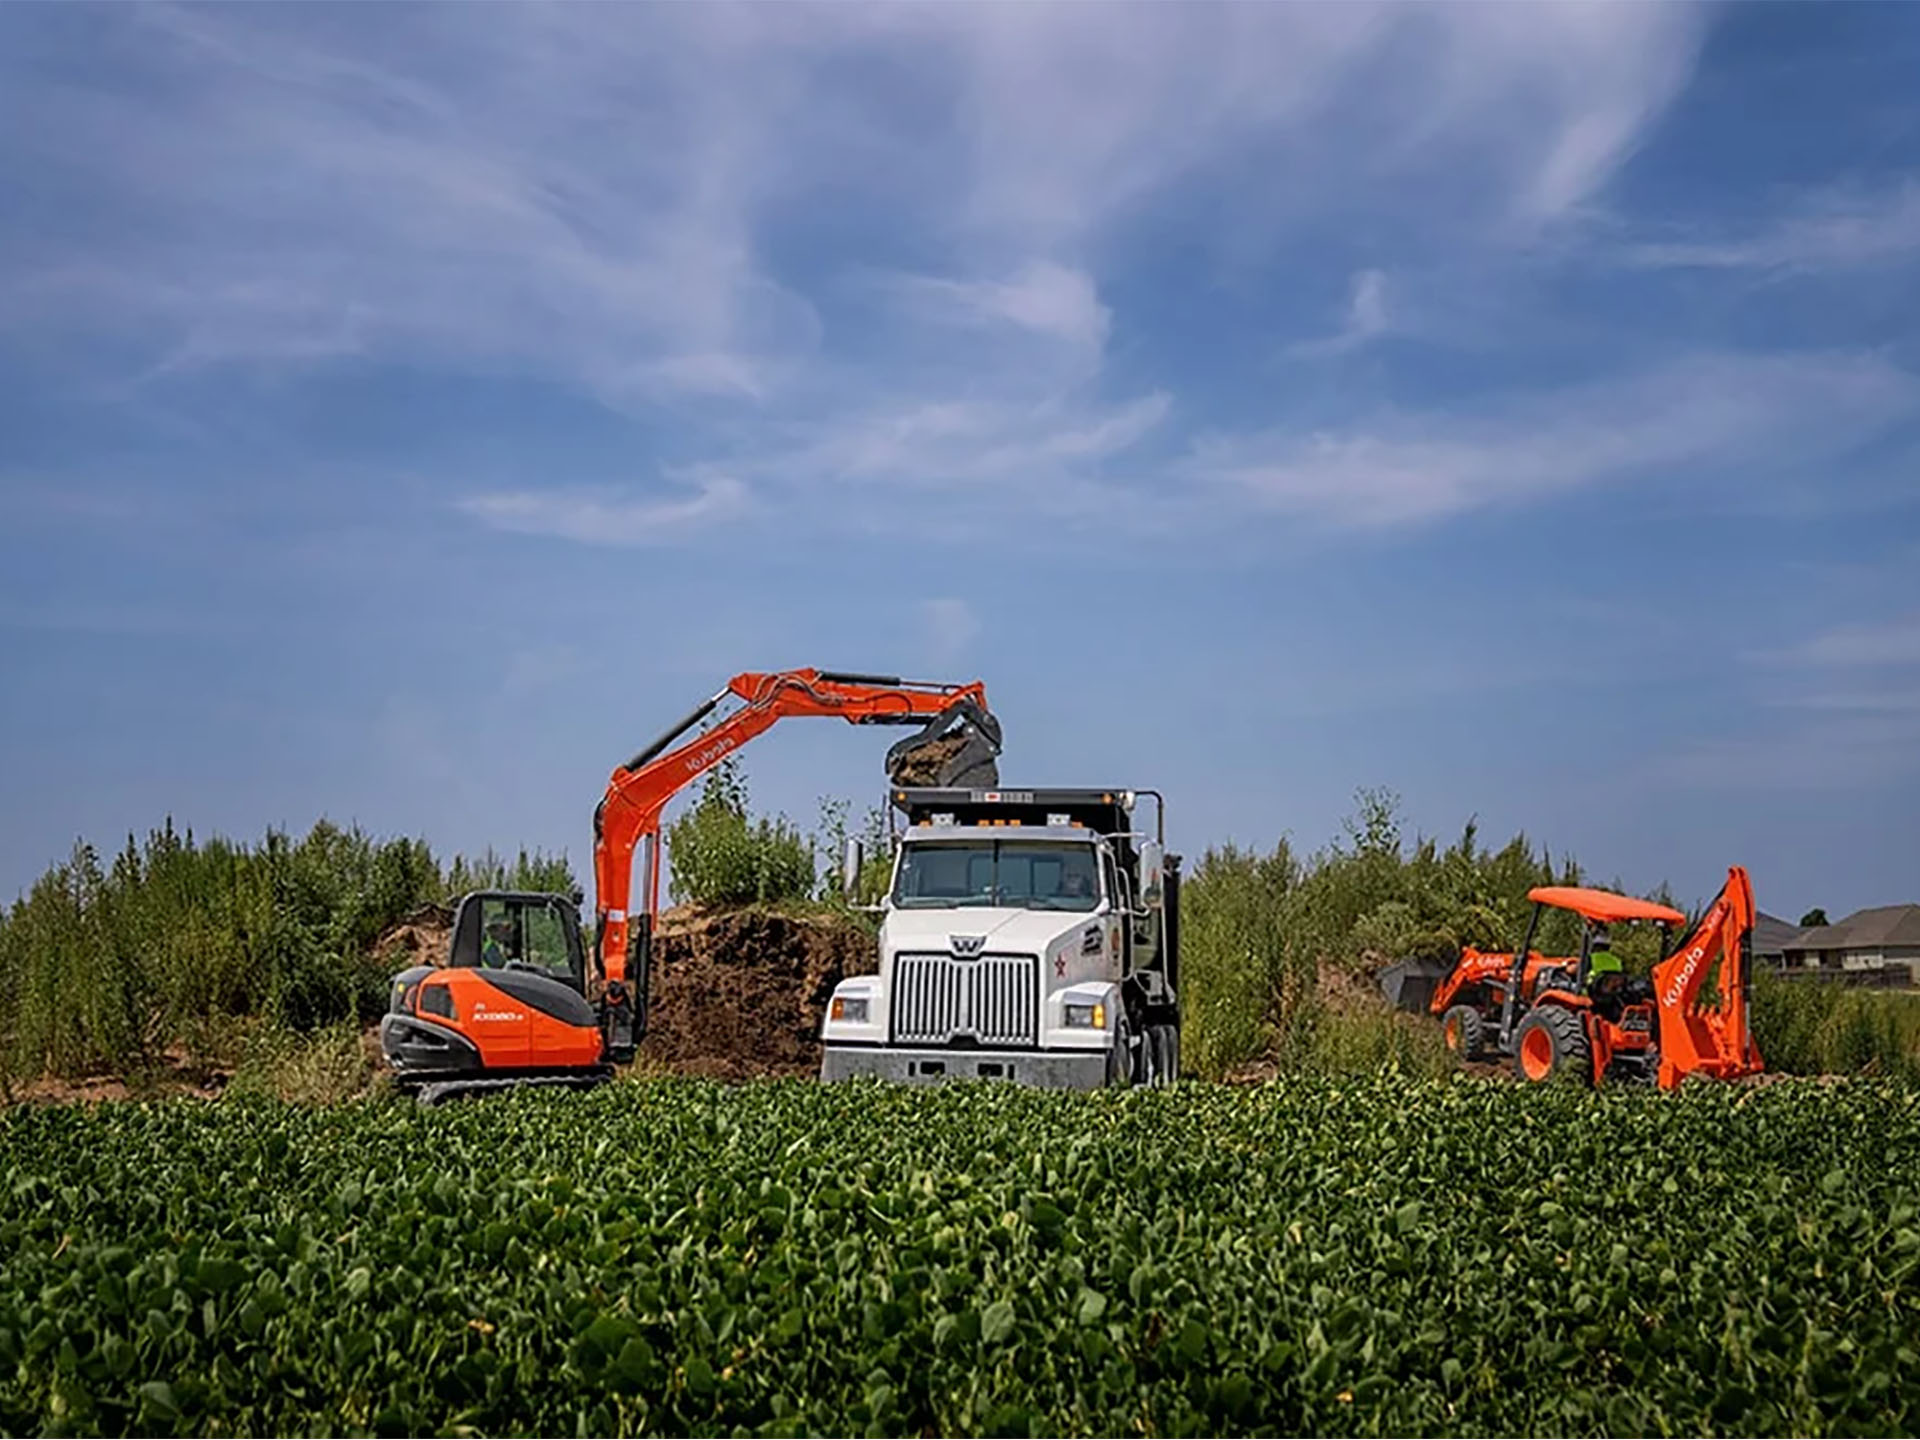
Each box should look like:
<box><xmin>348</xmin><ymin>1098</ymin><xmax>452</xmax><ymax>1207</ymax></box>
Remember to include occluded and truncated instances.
<box><xmin>465</xmin><ymin>894</ymin><xmax>586</xmax><ymax>989</ymax></box>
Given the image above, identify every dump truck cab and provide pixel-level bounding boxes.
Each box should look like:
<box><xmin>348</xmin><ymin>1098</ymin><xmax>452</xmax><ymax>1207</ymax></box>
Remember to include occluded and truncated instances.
<box><xmin>822</xmin><ymin>788</ymin><xmax>1180</xmax><ymax>1089</ymax></box>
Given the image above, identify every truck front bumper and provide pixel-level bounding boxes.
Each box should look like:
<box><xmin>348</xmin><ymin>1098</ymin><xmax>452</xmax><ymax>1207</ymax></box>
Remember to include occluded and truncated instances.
<box><xmin>821</xmin><ymin>1044</ymin><xmax>1108</xmax><ymax>1090</ymax></box>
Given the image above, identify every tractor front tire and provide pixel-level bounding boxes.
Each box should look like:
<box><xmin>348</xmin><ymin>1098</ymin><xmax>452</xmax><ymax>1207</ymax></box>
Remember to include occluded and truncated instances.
<box><xmin>1513</xmin><ymin>1006</ymin><xmax>1593</xmax><ymax>1086</ymax></box>
<box><xmin>1441</xmin><ymin>1005</ymin><xmax>1486</xmax><ymax>1060</ymax></box>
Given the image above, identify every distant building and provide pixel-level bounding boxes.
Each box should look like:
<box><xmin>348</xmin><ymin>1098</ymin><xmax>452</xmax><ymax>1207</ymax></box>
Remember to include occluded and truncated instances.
<box><xmin>1781</xmin><ymin>905</ymin><xmax>1920</xmax><ymax>976</ymax></box>
<box><xmin>1752</xmin><ymin>912</ymin><xmax>1804</xmax><ymax>969</ymax></box>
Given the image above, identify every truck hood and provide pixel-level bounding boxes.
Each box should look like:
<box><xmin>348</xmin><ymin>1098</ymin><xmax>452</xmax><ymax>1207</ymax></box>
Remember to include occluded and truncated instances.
<box><xmin>882</xmin><ymin>906</ymin><xmax>1098</xmax><ymax>958</ymax></box>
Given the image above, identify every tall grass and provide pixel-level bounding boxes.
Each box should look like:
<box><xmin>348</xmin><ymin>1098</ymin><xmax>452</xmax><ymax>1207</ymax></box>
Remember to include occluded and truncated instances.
<box><xmin>1750</xmin><ymin>973</ymin><xmax>1920</xmax><ymax>1082</ymax></box>
<box><xmin>1180</xmin><ymin>790</ymin><xmax>1589</xmax><ymax>1079</ymax></box>
<box><xmin>0</xmin><ymin>820</ymin><xmax>574</xmax><ymax>1082</ymax></box>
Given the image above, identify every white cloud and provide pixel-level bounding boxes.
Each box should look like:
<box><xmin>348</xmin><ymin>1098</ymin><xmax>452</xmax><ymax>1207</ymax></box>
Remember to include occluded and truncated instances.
<box><xmin>1186</xmin><ymin>351</ymin><xmax>1920</xmax><ymax>528</ymax></box>
<box><xmin>1626</xmin><ymin>180</ymin><xmax>1920</xmax><ymax>273</ymax></box>
<box><xmin>1290</xmin><ymin>268</ymin><xmax>1392</xmax><ymax>356</ymax></box>
<box><xmin>899</xmin><ymin>261</ymin><xmax>1111</xmax><ymax>354</ymax></box>
<box><xmin>460</xmin><ymin>473</ymin><xmax>750</xmax><ymax>545</ymax></box>
<box><xmin>0</xmin><ymin>3</ymin><xmax>1706</xmax><ymax>398</ymax></box>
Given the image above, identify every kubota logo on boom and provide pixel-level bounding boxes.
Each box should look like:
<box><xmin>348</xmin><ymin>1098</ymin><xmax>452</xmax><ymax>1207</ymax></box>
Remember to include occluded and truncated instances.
<box><xmin>1663</xmin><ymin>944</ymin><xmax>1708</xmax><ymax>1009</ymax></box>
<box><xmin>683</xmin><ymin>735</ymin><xmax>739</xmax><ymax>775</ymax></box>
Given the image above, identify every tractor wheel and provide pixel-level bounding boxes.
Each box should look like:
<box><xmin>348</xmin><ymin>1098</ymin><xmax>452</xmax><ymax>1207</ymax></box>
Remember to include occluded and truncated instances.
<box><xmin>1512</xmin><ymin>1006</ymin><xmax>1593</xmax><ymax>1086</ymax></box>
<box><xmin>1441</xmin><ymin>1005</ymin><xmax>1486</xmax><ymax>1060</ymax></box>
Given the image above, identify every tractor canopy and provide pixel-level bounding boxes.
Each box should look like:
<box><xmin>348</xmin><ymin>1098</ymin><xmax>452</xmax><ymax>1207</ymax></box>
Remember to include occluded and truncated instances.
<box><xmin>1525</xmin><ymin>886</ymin><xmax>1686</xmax><ymax>926</ymax></box>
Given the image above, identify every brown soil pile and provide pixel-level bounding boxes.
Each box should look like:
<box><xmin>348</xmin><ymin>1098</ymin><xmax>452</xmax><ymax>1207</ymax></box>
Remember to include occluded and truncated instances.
<box><xmin>373</xmin><ymin>904</ymin><xmax>453</xmax><ymax>969</ymax></box>
<box><xmin>888</xmin><ymin>733</ymin><xmax>970</xmax><ymax>785</ymax></box>
<box><xmin>638</xmin><ymin>905</ymin><xmax>876</xmax><ymax>1079</ymax></box>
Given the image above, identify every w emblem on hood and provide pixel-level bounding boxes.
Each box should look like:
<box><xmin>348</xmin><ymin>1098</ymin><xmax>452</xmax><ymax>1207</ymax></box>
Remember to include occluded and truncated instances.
<box><xmin>951</xmin><ymin>935</ymin><xmax>986</xmax><ymax>957</ymax></box>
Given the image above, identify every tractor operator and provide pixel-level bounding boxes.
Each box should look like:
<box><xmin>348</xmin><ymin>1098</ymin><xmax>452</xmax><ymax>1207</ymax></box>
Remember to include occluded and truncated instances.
<box><xmin>1587</xmin><ymin>926</ymin><xmax>1622</xmax><ymax>979</ymax></box>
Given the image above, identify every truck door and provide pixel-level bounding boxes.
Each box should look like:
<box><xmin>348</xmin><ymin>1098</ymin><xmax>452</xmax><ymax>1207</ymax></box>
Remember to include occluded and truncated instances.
<box><xmin>1101</xmin><ymin>847</ymin><xmax>1131</xmax><ymax>975</ymax></box>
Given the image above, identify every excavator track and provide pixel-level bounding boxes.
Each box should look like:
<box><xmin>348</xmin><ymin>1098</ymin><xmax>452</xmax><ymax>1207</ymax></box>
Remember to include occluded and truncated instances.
<box><xmin>410</xmin><ymin>1068</ymin><xmax>614</xmax><ymax>1107</ymax></box>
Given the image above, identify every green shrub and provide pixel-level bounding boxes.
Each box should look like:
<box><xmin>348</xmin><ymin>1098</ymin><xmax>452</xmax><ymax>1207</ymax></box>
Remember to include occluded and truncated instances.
<box><xmin>0</xmin><ymin>820</ymin><xmax>576</xmax><ymax>1082</ymax></box>
<box><xmin>665</xmin><ymin>759</ymin><xmax>815</xmax><ymax>908</ymax></box>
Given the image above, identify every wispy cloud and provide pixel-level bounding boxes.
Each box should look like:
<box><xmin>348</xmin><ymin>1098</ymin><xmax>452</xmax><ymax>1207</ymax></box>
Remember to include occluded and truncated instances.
<box><xmin>1290</xmin><ymin>268</ymin><xmax>1392</xmax><ymax>357</ymax></box>
<box><xmin>895</xmin><ymin>261</ymin><xmax>1111</xmax><ymax>355</ymax></box>
<box><xmin>1624</xmin><ymin>179</ymin><xmax>1920</xmax><ymax>273</ymax></box>
<box><xmin>459</xmin><ymin>473</ymin><xmax>750</xmax><ymax>546</ymax></box>
<box><xmin>0</xmin><ymin>3</ymin><xmax>1705</xmax><ymax>400</ymax></box>
<box><xmin>1767</xmin><ymin>613</ymin><xmax>1920</xmax><ymax>668</ymax></box>
<box><xmin>1185</xmin><ymin>351</ymin><xmax>1920</xmax><ymax>528</ymax></box>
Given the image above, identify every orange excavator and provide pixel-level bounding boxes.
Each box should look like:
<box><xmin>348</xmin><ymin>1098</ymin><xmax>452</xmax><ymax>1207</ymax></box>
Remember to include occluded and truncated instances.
<box><xmin>1384</xmin><ymin>866</ymin><xmax>1763</xmax><ymax>1089</ymax></box>
<box><xmin>380</xmin><ymin>669</ymin><xmax>1000</xmax><ymax>1101</ymax></box>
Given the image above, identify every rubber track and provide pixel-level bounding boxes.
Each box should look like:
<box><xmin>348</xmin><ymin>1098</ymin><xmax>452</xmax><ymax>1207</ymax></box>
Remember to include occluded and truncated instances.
<box><xmin>413</xmin><ymin>1069</ymin><xmax>612</xmax><ymax>1107</ymax></box>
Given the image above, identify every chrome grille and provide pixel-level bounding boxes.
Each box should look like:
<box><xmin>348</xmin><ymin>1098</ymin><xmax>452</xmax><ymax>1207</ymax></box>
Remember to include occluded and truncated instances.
<box><xmin>891</xmin><ymin>952</ymin><xmax>1038</xmax><ymax>1047</ymax></box>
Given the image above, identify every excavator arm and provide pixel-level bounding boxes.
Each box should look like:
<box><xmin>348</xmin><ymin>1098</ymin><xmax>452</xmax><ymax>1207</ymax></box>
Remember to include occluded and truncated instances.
<box><xmin>1651</xmin><ymin>864</ymin><xmax>1762</xmax><ymax>1088</ymax></box>
<box><xmin>590</xmin><ymin>669</ymin><xmax>998</xmax><ymax>1057</ymax></box>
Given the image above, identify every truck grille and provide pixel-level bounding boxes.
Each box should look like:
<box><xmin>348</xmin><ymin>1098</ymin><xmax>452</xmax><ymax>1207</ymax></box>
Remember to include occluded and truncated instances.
<box><xmin>891</xmin><ymin>952</ymin><xmax>1038</xmax><ymax>1047</ymax></box>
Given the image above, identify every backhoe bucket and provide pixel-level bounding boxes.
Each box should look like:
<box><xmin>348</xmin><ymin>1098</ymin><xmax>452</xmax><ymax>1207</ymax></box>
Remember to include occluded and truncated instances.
<box><xmin>885</xmin><ymin>699</ymin><xmax>1002</xmax><ymax>788</ymax></box>
<box><xmin>1379</xmin><ymin>956</ymin><xmax>1454</xmax><ymax>1015</ymax></box>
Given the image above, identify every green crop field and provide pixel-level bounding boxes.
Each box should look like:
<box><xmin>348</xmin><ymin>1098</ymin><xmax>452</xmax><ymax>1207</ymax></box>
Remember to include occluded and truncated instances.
<box><xmin>3</xmin><ymin>1078</ymin><xmax>1917</xmax><ymax>1437</ymax></box>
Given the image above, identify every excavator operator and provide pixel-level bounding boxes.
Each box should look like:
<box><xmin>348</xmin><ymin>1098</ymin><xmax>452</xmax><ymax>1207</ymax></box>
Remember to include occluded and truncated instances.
<box><xmin>481</xmin><ymin>916</ymin><xmax>517</xmax><ymax>969</ymax></box>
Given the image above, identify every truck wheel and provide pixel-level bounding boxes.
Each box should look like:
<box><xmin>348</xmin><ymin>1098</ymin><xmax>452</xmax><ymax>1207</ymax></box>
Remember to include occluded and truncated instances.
<box><xmin>1108</xmin><ymin>1012</ymin><xmax>1136</xmax><ymax>1088</ymax></box>
<box><xmin>1512</xmin><ymin>1006</ymin><xmax>1592</xmax><ymax>1086</ymax></box>
<box><xmin>1441</xmin><ymin>1005</ymin><xmax>1485</xmax><ymax>1060</ymax></box>
<box><xmin>1150</xmin><ymin>1024</ymin><xmax>1180</xmax><ymax>1085</ymax></box>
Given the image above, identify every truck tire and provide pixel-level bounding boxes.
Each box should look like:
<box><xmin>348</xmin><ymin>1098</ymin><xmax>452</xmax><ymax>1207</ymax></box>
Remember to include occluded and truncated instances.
<box><xmin>1109</xmin><ymin>1012</ymin><xmax>1136</xmax><ymax>1088</ymax></box>
<box><xmin>1150</xmin><ymin>1024</ymin><xmax>1180</xmax><ymax>1085</ymax></box>
<box><xmin>1512</xmin><ymin>1006</ymin><xmax>1592</xmax><ymax>1086</ymax></box>
<box><xmin>1441</xmin><ymin>1004</ymin><xmax>1486</xmax><ymax>1060</ymax></box>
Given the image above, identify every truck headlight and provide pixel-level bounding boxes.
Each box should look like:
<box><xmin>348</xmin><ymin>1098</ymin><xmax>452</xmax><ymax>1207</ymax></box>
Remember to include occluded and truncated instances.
<box><xmin>830</xmin><ymin>996</ymin><xmax>869</xmax><ymax>1024</ymax></box>
<box><xmin>1063</xmin><ymin>1001</ymin><xmax>1106</xmax><ymax>1029</ymax></box>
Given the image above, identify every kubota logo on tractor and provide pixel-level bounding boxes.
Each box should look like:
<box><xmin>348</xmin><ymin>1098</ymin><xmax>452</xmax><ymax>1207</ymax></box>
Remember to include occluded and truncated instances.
<box><xmin>1663</xmin><ymin>944</ymin><xmax>1708</xmax><ymax>1010</ymax></box>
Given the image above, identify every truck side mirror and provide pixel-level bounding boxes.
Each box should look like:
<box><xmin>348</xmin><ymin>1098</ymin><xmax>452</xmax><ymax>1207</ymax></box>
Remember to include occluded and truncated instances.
<box><xmin>1138</xmin><ymin>841</ymin><xmax>1165</xmax><ymax>909</ymax></box>
<box><xmin>841</xmin><ymin>838</ymin><xmax>866</xmax><ymax>899</ymax></box>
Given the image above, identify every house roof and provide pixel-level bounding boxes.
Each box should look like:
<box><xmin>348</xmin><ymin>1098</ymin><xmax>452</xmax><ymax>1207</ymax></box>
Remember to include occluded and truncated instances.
<box><xmin>1787</xmin><ymin>904</ymin><xmax>1920</xmax><ymax>952</ymax></box>
<box><xmin>1752</xmin><ymin>911</ymin><xmax>1805</xmax><ymax>956</ymax></box>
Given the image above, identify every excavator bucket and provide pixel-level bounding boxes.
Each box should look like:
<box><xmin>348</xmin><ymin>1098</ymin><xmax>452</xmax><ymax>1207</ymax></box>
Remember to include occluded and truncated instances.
<box><xmin>1378</xmin><ymin>956</ymin><xmax>1455</xmax><ymax>1014</ymax></box>
<box><xmin>885</xmin><ymin>698</ymin><xmax>1003</xmax><ymax>788</ymax></box>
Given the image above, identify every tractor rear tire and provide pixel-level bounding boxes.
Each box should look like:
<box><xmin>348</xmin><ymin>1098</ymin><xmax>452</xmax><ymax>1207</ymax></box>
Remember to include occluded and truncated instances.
<box><xmin>1512</xmin><ymin>1006</ymin><xmax>1592</xmax><ymax>1086</ymax></box>
<box><xmin>1441</xmin><ymin>1004</ymin><xmax>1486</xmax><ymax>1060</ymax></box>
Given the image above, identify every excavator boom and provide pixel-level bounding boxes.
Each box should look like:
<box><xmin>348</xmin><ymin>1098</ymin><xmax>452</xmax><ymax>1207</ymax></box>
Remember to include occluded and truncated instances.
<box><xmin>591</xmin><ymin>669</ymin><xmax>999</xmax><ymax>1057</ymax></box>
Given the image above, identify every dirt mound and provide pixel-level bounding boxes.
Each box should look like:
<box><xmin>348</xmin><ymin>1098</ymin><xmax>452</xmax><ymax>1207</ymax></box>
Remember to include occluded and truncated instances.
<box><xmin>639</xmin><ymin>905</ymin><xmax>876</xmax><ymax>1079</ymax></box>
<box><xmin>373</xmin><ymin>904</ymin><xmax>453</xmax><ymax>968</ymax></box>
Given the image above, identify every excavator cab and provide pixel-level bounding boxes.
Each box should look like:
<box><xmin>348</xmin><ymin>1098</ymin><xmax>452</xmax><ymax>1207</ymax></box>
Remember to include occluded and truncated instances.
<box><xmin>380</xmin><ymin>890</ymin><xmax>611</xmax><ymax>1103</ymax></box>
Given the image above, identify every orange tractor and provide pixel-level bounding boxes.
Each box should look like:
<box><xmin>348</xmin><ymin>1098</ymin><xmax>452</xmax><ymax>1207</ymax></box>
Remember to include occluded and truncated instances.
<box><xmin>1383</xmin><ymin>866</ymin><xmax>1763</xmax><ymax>1088</ymax></box>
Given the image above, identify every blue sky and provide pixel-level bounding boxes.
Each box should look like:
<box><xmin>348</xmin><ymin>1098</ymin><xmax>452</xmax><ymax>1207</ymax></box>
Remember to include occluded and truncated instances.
<box><xmin>3</xmin><ymin>3</ymin><xmax>1918</xmax><ymax>919</ymax></box>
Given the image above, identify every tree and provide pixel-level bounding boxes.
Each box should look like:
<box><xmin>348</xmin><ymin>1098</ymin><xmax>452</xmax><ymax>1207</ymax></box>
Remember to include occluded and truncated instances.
<box><xmin>1798</xmin><ymin>908</ymin><xmax>1829</xmax><ymax>929</ymax></box>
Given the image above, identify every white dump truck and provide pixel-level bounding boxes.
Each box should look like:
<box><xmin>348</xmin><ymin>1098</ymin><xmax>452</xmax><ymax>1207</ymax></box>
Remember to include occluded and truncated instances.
<box><xmin>821</xmin><ymin>787</ymin><xmax>1181</xmax><ymax>1088</ymax></box>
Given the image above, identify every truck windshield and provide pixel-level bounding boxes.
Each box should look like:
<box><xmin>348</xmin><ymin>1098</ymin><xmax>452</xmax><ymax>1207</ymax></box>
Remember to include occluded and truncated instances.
<box><xmin>893</xmin><ymin>841</ymin><xmax>1100</xmax><ymax>912</ymax></box>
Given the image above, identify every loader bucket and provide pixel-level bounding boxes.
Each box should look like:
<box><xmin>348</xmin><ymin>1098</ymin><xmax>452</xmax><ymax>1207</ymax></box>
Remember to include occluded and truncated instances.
<box><xmin>885</xmin><ymin>699</ymin><xmax>1002</xmax><ymax>788</ymax></box>
<box><xmin>1379</xmin><ymin>956</ymin><xmax>1454</xmax><ymax>1015</ymax></box>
